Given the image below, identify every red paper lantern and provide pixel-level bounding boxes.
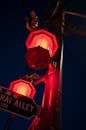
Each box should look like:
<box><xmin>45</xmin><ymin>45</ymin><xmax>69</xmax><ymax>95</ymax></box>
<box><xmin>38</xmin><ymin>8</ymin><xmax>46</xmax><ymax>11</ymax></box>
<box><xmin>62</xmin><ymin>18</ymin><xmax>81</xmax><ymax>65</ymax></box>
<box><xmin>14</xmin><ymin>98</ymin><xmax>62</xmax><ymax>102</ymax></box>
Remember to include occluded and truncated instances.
<box><xmin>25</xmin><ymin>29</ymin><xmax>59</xmax><ymax>57</ymax></box>
<box><xmin>9</xmin><ymin>79</ymin><xmax>36</xmax><ymax>99</ymax></box>
<box><xmin>25</xmin><ymin>46</ymin><xmax>50</xmax><ymax>70</ymax></box>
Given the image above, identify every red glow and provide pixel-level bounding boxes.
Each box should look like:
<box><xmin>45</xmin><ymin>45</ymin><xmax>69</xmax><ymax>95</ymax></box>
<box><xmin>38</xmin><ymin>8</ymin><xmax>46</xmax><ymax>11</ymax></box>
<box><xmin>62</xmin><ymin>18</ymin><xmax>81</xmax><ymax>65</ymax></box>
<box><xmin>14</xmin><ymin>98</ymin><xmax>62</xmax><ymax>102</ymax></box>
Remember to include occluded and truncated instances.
<box><xmin>25</xmin><ymin>29</ymin><xmax>59</xmax><ymax>57</ymax></box>
<box><xmin>42</xmin><ymin>93</ymin><xmax>45</xmax><ymax>108</ymax></box>
<box><xmin>48</xmin><ymin>90</ymin><xmax>52</xmax><ymax>108</ymax></box>
<box><xmin>34</xmin><ymin>63</ymin><xmax>59</xmax><ymax>109</ymax></box>
<box><xmin>9</xmin><ymin>79</ymin><xmax>36</xmax><ymax>99</ymax></box>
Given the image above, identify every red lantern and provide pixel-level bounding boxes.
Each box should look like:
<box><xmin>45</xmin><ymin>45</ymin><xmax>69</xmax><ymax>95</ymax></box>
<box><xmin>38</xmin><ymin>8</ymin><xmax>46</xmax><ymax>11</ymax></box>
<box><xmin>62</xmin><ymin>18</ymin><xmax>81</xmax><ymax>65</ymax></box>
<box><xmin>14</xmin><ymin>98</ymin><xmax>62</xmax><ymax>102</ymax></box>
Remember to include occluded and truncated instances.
<box><xmin>25</xmin><ymin>29</ymin><xmax>59</xmax><ymax>57</ymax></box>
<box><xmin>25</xmin><ymin>46</ymin><xmax>50</xmax><ymax>70</ymax></box>
<box><xmin>9</xmin><ymin>79</ymin><xmax>36</xmax><ymax>99</ymax></box>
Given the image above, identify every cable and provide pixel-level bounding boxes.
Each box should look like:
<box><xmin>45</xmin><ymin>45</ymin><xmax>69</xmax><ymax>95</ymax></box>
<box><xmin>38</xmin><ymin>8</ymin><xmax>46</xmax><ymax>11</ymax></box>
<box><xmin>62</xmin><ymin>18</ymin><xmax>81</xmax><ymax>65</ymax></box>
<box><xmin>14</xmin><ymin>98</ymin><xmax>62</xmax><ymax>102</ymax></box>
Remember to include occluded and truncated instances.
<box><xmin>51</xmin><ymin>0</ymin><xmax>63</xmax><ymax>18</ymax></box>
<box><xmin>51</xmin><ymin>0</ymin><xmax>61</xmax><ymax>17</ymax></box>
<box><xmin>64</xmin><ymin>11</ymin><xmax>86</xmax><ymax>19</ymax></box>
<box><xmin>62</xmin><ymin>22</ymin><xmax>86</xmax><ymax>37</ymax></box>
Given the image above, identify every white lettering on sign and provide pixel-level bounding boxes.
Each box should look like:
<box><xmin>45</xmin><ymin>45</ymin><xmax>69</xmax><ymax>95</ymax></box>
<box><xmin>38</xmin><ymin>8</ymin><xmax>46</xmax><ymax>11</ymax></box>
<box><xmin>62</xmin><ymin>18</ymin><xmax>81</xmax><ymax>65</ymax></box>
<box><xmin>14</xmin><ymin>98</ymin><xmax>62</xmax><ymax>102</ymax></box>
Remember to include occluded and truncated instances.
<box><xmin>1</xmin><ymin>102</ymin><xmax>8</xmax><ymax>108</ymax></box>
<box><xmin>0</xmin><ymin>94</ymin><xmax>12</xmax><ymax>104</ymax></box>
<box><xmin>13</xmin><ymin>99</ymin><xmax>34</xmax><ymax>112</ymax></box>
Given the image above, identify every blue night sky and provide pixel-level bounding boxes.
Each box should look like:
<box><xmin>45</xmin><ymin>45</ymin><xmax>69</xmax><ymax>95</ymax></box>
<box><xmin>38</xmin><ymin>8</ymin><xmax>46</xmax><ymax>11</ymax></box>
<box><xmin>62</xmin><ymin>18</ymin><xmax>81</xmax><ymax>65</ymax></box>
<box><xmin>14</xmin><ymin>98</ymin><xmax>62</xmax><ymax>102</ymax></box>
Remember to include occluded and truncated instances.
<box><xmin>0</xmin><ymin>0</ymin><xmax>86</xmax><ymax>130</ymax></box>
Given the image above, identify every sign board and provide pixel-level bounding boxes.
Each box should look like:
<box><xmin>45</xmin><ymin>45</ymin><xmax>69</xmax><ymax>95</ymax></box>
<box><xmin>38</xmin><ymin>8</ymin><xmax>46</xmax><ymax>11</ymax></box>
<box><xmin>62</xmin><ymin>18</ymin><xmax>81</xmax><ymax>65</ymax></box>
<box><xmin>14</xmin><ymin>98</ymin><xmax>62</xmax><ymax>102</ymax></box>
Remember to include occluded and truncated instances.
<box><xmin>0</xmin><ymin>86</ymin><xmax>40</xmax><ymax>119</ymax></box>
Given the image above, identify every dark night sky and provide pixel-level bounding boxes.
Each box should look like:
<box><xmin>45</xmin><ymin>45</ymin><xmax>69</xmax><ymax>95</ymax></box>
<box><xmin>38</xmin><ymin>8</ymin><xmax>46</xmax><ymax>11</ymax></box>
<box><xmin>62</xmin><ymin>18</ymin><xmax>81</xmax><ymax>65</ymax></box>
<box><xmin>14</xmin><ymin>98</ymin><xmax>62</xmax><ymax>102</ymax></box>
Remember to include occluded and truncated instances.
<box><xmin>0</xmin><ymin>0</ymin><xmax>86</xmax><ymax>130</ymax></box>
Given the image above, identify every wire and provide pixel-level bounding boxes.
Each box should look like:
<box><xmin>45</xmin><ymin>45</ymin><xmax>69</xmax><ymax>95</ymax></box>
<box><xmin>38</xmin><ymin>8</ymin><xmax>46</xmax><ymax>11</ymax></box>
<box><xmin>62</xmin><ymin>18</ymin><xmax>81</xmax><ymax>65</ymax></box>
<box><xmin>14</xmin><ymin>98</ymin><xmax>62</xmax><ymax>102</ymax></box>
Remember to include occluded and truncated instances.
<box><xmin>51</xmin><ymin>0</ymin><xmax>61</xmax><ymax>17</ymax></box>
<box><xmin>62</xmin><ymin>22</ymin><xmax>86</xmax><ymax>37</ymax></box>
<box><xmin>51</xmin><ymin>0</ymin><xmax>63</xmax><ymax>18</ymax></box>
<box><xmin>64</xmin><ymin>11</ymin><xmax>86</xmax><ymax>19</ymax></box>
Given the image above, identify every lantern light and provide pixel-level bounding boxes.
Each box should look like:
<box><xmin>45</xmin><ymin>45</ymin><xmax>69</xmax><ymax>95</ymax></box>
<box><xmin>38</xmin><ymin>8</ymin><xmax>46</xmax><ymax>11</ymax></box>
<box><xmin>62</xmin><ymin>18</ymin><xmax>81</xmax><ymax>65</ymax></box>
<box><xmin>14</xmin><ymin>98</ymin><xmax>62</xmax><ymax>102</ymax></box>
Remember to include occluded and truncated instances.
<box><xmin>9</xmin><ymin>79</ymin><xmax>36</xmax><ymax>99</ymax></box>
<box><xmin>25</xmin><ymin>29</ymin><xmax>59</xmax><ymax>57</ymax></box>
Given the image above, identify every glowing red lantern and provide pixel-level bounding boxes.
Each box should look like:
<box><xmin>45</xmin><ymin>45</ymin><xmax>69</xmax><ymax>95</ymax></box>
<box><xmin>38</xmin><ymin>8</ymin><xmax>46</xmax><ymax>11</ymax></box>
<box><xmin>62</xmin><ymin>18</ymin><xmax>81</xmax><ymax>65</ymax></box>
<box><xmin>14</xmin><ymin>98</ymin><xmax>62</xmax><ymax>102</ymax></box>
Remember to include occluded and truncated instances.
<box><xmin>25</xmin><ymin>29</ymin><xmax>59</xmax><ymax>57</ymax></box>
<box><xmin>9</xmin><ymin>79</ymin><xmax>36</xmax><ymax>99</ymax></box>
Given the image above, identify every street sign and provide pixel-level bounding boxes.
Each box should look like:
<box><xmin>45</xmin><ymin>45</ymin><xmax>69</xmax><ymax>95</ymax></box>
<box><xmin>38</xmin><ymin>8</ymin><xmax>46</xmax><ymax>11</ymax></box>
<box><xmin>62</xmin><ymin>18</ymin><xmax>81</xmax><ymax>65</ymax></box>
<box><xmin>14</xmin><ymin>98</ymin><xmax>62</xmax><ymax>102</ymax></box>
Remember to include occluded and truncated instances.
<box><xmin>0</xmin><ymin>86</ymin><xmax>39</xmax><ymax>119</ymax></box>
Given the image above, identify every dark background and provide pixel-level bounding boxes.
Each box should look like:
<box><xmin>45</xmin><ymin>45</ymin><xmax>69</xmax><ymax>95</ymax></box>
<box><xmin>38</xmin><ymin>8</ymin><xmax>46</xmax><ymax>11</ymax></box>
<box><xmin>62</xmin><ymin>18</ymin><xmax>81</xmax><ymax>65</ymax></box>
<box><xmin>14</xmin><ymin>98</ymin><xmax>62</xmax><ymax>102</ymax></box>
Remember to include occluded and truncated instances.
<box><xmin>0</xmin><ymin>0</ymin><xmax>86</xmax><ymax>130</ymax></box>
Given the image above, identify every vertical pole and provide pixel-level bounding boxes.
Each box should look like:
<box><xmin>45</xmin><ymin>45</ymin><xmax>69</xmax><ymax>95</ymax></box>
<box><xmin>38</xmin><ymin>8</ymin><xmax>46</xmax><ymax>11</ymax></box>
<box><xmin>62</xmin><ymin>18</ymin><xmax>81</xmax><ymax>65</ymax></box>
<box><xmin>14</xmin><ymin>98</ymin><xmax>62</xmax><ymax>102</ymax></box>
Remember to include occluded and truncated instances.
<box><xmin>59</xmin><ymin>3</ymin><xmax>65</xmax><ymax>100</ymax></box>
<box><xmin>28</xmin><ymin>1</ymin><xmax>64</xmax><ymax>130</ymax></box>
